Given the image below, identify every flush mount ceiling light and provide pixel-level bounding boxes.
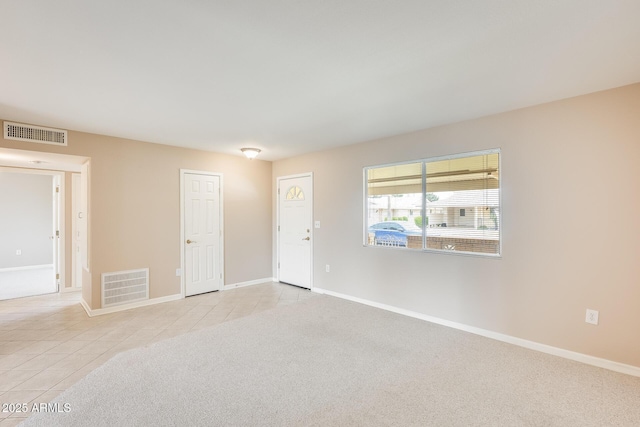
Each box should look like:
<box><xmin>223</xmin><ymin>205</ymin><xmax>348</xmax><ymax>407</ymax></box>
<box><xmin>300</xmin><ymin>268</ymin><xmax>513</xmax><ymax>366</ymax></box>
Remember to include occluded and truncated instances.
<box><xmin>241</xmin><ymin>148</ymin><xmax>261</xmax><ymax>160</ymax></box>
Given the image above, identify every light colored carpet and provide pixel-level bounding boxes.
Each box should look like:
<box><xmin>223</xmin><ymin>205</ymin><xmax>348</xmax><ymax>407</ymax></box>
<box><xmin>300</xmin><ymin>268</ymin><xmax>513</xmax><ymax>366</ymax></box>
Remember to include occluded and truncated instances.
<box><xmin>21</xmin><ymin>295</ymin><xmax>640</xmax><ymax>426</ymax></box>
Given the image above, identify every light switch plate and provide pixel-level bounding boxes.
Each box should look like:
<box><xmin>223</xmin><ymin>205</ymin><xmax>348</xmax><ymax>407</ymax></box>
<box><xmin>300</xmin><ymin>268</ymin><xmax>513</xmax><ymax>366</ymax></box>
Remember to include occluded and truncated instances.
<box><xmin>315</xmin><ymin>221</ymin><xmax>321</xmax><ymax>229</ymax></box>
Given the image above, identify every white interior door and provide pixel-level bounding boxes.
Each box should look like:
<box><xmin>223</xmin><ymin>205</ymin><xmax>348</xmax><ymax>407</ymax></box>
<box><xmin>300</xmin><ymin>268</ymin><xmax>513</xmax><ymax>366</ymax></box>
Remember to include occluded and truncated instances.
<box><xmin>278</xmin><ymin>174</ymin><xmax>312</xmax><ymax>289</ymax></box>
<box><xmin>184</xmin><ymin>172</ymin><xmax>222</xmax><ymax>296</ymax></box>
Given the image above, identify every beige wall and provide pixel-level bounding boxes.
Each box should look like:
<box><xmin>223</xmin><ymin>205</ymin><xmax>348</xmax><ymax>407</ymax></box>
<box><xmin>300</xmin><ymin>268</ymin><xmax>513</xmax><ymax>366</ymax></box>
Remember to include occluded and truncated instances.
<box><xmin>1</xmin><ymin>128</ymin><xmax>273</xmax><ymax>309</ymax></box>
<box><xmin>273</xmin><ymin>83</ymin><xmax>640</xmax><ymax>368</ymax></box>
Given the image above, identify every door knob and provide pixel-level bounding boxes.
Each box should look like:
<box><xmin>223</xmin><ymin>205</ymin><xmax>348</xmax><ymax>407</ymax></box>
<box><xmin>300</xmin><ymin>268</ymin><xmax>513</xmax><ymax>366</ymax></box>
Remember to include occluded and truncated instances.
<box><xmin>186</xmin><ymin>239</ymin><xmax>197</xmax><ymax>244</ymax></box>
<box><xmin>302</xmin><ymin>237</ymin><xmax>310</xmax><ymax>241</ymax></box>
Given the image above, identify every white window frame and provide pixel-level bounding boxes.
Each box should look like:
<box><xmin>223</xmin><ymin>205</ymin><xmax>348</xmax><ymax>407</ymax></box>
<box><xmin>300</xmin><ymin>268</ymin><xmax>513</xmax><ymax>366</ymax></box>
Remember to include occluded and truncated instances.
<box><xmin>363</xmin><ymin>148</ymin><xmax>502</xmax><ymax>257</ymax></box>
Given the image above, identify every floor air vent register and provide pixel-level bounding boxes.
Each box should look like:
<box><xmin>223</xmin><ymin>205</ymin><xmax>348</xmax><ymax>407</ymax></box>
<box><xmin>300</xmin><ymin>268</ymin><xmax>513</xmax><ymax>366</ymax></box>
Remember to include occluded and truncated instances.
<box><xmin>101</xmin><ymin>268</ymin><xmax>149</xmax><ymax>308</ymax></box>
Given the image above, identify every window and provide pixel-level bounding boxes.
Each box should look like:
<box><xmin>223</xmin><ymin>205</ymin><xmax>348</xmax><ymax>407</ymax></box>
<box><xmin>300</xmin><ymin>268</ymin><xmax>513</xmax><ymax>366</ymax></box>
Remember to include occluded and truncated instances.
<box><xmin>364</xmin><ymin>149</ymin><xmax>500</xmax><ymax>256</ymax></box>
<box><xmin>285</xmin><ymin>186</ymin><xmax>305</xmax><ymax>200</ymax></box>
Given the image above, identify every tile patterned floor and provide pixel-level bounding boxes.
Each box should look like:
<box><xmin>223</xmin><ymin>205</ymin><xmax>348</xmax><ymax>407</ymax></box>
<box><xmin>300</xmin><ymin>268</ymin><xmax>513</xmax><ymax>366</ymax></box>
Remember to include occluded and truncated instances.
<box><xmin>0</xmin><ymin>282</ymin><xmax>315</xmax><ymax>426</ymax></box>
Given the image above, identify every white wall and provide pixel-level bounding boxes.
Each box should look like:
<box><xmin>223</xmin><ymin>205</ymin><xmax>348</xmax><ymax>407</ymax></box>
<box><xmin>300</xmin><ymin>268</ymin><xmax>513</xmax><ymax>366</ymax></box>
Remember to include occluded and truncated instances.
<box><xmin>0</xmin><ymin>171</ymin><xmax>53</xmax><ymax>269</ymax></box>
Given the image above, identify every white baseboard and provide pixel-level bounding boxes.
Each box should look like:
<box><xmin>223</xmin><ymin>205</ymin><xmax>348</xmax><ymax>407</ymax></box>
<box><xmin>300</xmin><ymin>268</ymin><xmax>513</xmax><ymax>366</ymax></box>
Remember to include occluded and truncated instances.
<box><xmin>0</xmin><ymin>264</ymin><xmax>53</xmax><ymax>273</ymax></box>
<box><xmin>224</xmin><ymin>277</ymin><xmax>274</xmax><ymax>290</ymax></box>
<box><xmin>60</xmin><ymin>286</ymin><xmax>81</xmax><ymax>294</ymax></box>
<box><xmin>81</xmin><ymin>293</ymin><xmax>182</xmax><ymax>317</ymax></box>
<box><xmin>314</xmin><ymin>287</ymin><xmax>640</xmax><ymax>378</ymax></box>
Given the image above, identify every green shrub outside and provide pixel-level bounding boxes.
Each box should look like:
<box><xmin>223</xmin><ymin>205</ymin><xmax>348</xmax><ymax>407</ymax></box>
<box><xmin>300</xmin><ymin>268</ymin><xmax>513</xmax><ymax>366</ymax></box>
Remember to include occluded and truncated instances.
<box><xmin>414</xmin><ymin>216</ymin><xmax>428</xmax><ymax>227</ymax></box>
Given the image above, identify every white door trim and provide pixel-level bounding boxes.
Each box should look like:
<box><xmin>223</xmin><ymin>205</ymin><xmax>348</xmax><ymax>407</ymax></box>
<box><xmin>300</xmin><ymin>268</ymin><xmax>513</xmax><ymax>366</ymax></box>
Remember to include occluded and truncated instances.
<box><xmin>53</xmin><ymin>173</ymin><xmax>64</xmax><ymax>292</ymax></box>
<box><xmin>180</xmin><ymin>169</ymin><xmax>224</xmax><ymax>298</ymax></box>
<box><xmin>276</xmin><ymin>172</ymin><xmax>313</xmax><ymax>289</ymax></box>
<box><xmin>71</xmin><ymin>173</ymin><xmax>82</xmax><ymax>289</ymax></box>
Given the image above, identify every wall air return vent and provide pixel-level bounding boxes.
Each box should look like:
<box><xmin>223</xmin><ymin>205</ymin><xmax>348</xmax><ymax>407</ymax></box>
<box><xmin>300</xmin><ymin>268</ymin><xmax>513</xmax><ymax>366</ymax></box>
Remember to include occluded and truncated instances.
<box><xmin>3</xmin><ymin>121</ymin><xmax>68</xmax><ymax>146</ymax></box>
<box><xmin>101</xmin><ymin>268</ymin><xmax>149</xmax><ymax>308</ymax></box>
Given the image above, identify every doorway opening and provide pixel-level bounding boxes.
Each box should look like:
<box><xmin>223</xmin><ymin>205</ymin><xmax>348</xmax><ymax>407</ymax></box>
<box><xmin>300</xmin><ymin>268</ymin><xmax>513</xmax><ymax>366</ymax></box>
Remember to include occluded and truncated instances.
<box><xmin>0</xmin><ymin>148</ymin><xmax>89</xmax><ymax>301</ymax></box>
<box><xmin>0</xmin><ymin>169</ymin><xmax>60</xmax><ymax>299</ymax></box>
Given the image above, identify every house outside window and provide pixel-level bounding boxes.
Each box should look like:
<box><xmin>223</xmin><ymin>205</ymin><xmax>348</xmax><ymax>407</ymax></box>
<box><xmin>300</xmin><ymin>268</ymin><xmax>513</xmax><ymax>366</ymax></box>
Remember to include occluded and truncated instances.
<box><xmin>364</xmin><ymin>149</ymin><xmax>500</xmax><ymax>256</ymax></box>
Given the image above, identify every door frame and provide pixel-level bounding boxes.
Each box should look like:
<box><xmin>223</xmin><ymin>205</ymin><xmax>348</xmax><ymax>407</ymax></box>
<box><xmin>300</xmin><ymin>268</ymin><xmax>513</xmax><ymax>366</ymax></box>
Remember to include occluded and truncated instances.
<box><xmin>71</xmin><ymin>172</ymin><xmax>82</xmax><ymax>289</ymax></box>
<box><xmin>180</xmin><ymin>169</ymin><xmax>224</xmax><ymax>298</ymax></box>
<box><xmin>276</xmin><ymin>172</ymin><xmax>313</xmax><ymax>289</ymax></box>
<box><xmin>52</xmin><ymin>172</ymin><xmax>63</xmax><ymax>292</ymax></box>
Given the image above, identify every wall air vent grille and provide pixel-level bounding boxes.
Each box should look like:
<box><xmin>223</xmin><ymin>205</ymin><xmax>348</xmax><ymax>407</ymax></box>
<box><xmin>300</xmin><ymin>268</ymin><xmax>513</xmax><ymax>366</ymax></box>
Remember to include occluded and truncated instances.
<box><xmin>3</xmin><ymin>121</ymin><xmax>68</xmax><ymax>146</ymax></box>
<box><xmin>101</xmin><ymin>268</ymin><xmax>149</xmax><ymax>308</ymax></box>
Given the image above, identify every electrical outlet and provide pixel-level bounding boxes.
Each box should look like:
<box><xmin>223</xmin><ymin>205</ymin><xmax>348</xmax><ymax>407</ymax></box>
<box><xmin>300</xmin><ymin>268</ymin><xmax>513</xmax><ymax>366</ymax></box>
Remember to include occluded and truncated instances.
<box><xmin>325</xmin><ymin>264</ymin><xmax>330</xmax><ymax>273</ymax></box>
<box><xmin>16</xmin><ymin>249</ymin><xmax>21</xmax><ymax>255</ymax></box>
<box><xmin>585</xmin><ymin>309</ymin><xmax>599</xmax><ymax>325</ymax></box>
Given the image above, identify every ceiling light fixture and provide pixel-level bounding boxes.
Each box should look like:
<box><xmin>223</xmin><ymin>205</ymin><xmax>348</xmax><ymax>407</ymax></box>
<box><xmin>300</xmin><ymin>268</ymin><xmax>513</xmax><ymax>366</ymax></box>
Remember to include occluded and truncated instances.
<box><xmin>241</xmin><ymin>148</ymin><xmax>261</xmax><ymax>160</ymax></box>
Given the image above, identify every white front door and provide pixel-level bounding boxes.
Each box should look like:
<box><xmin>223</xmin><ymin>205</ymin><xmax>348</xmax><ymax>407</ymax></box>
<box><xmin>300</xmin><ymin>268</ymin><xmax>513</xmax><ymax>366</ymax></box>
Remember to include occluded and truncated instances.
<box><xmin>278</xmin><ymin>174</ymin><xmax>312</xmax><ymax>289</ymax></box>
<box><xmin>184</xmin><ymin>172</ymin><xmax>222</xmax><ymax>296</ymax></box>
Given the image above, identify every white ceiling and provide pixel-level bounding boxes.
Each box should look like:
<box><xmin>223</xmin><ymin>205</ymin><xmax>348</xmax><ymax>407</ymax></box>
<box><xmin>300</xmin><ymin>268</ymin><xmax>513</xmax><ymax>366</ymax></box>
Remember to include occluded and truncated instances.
<box><xmin>1</xmin><ymin>1</ymin><xmax>639</xmax><ymax>161</ymax></box>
